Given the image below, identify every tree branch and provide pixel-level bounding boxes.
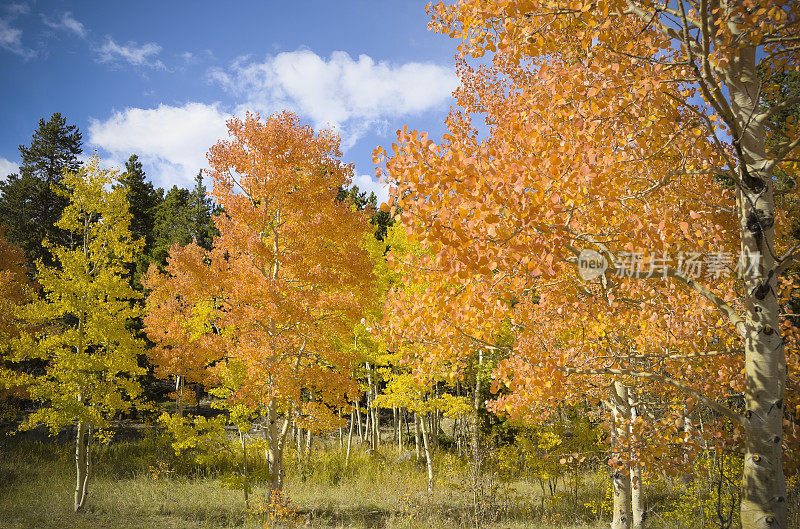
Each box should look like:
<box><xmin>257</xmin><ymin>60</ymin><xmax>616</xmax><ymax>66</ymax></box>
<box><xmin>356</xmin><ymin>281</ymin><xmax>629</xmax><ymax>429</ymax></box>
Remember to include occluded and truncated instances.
<box><xmin>767</xmin><ymin>134</ymin><xmax>800</xmax><ymax>170</ymax></box>
<box><xmin>564</xmin><ymin>241</ymin><xmax>746</xmax><ymax>336</ymax></box>
<box><xmin>559</xmin><ymin>365</ymin><xmax>745</xmax><ymax>426</ymax></box>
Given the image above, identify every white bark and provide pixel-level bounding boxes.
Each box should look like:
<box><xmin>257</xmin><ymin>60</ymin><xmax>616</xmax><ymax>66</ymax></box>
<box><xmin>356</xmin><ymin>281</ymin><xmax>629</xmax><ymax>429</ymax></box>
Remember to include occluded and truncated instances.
<box><xmin>264</xmin><ymin>402</ymin><xmax>289</xmax><ymax>490</ymax></box>
<box><xmin>74</xmin><ymin>422</ymin><xmax>90</xmax><ymax>512</ymax></box>
<box><xmin>239</xmin><ymin>428</ymin><xmax>249</xmax><ymax>508</ymax></box>
<box><xmin>345</xmin><ymin>405</ymin><xmax>355</xmax><ymax>469</ymax></box>
<box><xmin>609</xmin><ymin>382</ymin><xmax>631</xmax><ymax>529</ymax></box>
<box><xmin>726</xmin><ymin>31</ymin><xmax>787</xmax><ymax>529</ymax></box>
<box><xmin>356</xmin><ymin>399</ymin><xmax>363</xmax><ymax>441</ymax></box>
<box><xmin>338</xmin><ymin>409</ymin><xmax>343</xmax><ymax>449</ymax></box>
<box><xmin>418</xmin><ymin>412</ymin><xmax>434</xmax><ymax>492</ymax></box>
<box><xmin>628</xmin><ymin>390</ymin><xmax>644</xmax><ymax>529</ymax></box>
<box><xmin>414</xmin><ymin>412</ymin><xmax>421</xmax><ymax>460</ymax></box>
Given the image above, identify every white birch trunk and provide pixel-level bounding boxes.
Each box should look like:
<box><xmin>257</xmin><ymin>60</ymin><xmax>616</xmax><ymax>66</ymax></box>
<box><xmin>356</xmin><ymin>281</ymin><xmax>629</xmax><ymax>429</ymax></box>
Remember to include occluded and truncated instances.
<box><xmin>338</xmin><ymin>409</ymin><xmax>343</xmax><ymax>449</ymax></box>
<box><xmin>346</xmin><ymin>405</ymin><xmax>355</xmax><ymax>469</ymax></box>
<box><xmin>239</xmin><ymin>428</ymin><xmax>249</xmax><ymax>508</ymax></box>
<box><xmin>414</xmin><ymin>412</ymin><xmax>421</xmax><ymax>460</ymax></box>
<box><xmin>356</xmin><ymin>399</ymin><xmax>363</xmax><ymax>441</ymax></box>
<box><xmin>609</xmin><ymin>382</ymin><xmax>631</xmax><ymax>529</ymax></box>
<box><xmin>264</xmin><ymin>402</ymin><xmax>289</xmax><ymax>490</ymax></box>
<box><xmin>418</xmin><ymin>412</ymin><xmax>434</xmax><ymax>492</ymax></box>
<box><xmin>74</xmin><ymin>422</ymin><xmax>90</xmax><ymax>512</ymax></box>
<box><xmin>628</xmin><ymin>389</ymin><xmax>644</xmax><ymax>529</ymax></box>
<box><xmin>725</xmin><ymin>36</ymin><xmax>788</xmax><ymax>529</ymax></box>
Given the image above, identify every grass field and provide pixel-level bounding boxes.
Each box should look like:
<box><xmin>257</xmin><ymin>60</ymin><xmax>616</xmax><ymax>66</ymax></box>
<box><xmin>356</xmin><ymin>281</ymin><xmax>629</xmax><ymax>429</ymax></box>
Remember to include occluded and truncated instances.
<box><xmin>0</xmin><ymin>427</ymin><xmax>611</xmax><ymax>529</ymax></box>
<box><xmin>1</xmin><ymin>426</ymin><xmax>796</xmax><ymax>529</ymax></box>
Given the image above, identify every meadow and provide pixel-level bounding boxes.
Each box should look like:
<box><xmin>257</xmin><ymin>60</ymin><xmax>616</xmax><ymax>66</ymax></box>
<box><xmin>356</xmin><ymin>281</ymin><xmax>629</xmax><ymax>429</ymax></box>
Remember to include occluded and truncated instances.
<box><xmin>3</xmin><ymin>419</ymin><xmax>794</xmax><ymax>529</ymax></box>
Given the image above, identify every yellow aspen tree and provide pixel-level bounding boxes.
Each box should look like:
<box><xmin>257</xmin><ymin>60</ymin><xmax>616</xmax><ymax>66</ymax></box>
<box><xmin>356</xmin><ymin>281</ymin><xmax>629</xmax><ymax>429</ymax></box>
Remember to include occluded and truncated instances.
<box><xmin>11</xmin><ymin>157</ymin><xmax>145</xmax><ymax>512</ymax></box>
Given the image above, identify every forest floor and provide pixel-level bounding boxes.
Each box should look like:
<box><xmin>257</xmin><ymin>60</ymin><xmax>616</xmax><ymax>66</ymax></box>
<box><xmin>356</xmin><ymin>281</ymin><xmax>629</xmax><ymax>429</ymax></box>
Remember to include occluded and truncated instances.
<box><xmin>0</xmin><ymin>429</ymin><xmax>603</xmax><ymax>529</ymax></box>
<box><xmin>1</xmin><ymin>426</ymin><xmax>792</xmax><ymax>529</ymax></box>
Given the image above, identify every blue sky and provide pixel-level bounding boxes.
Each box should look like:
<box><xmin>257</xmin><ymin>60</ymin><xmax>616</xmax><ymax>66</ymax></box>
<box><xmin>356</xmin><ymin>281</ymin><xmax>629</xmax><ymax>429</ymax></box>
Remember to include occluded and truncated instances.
<box><xmin>0</xmin><ymin>0</ymin><xmax>461</xmax><ymax>202</ymax></box>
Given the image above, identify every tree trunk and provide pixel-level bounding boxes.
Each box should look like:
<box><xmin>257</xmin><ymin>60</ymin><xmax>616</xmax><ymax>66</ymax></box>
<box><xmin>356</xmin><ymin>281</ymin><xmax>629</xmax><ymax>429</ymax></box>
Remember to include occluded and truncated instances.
<box><xmin>239</xmin><ymin>428</ymin><xmax>250</xmax><ymax>509</ymax></box>
<box><xmin>418</xmin><ymin>412</ymin><xmax>434</xmax><ymax>492</ymax></box>
<box><xmin>74</xmin><ymin>315</ymin><xmax>91</xmax><ymax>514</ymax></box>
<box><xmin>725</xmin><ymin>32</ymin><xmax>787</xmax><ymax>529</ymax></box>
<box><xmin>392</xmin><ymin>406</ymin><xmax>396</xmax><ymax>441</ymax></box>
<box><xmin>363</xmin><ymin>408</ymin><xmax>371</xmax><ymax>446</ymax></box>
<box><xmin>264</xmin><ymin>401</ymin><xmax>288</xmax><ymax>490</ymax></box>
<box><xmin>627</xmin><ymin>388</ymin><xmax>645</xmax><ymax>529</ymax></box>
<box><xmin>414</xmin><ymin>412</ymin><xmax>421</xmax><ymax>460</ymax></box>
<box><xmin>431</xmin><ymin>410</ymin><xmax>439</xmax><ymax>451</ymax></box>
<box><xmin>404</xmin><ymin>407</ymin><xmax>410</xmax><ymax>442</ymax></box>
<box><xmin>74</xmin><ymin>422</ymin><xmax>90</xmax><ymax>513</ymax></box>
<box><xmin>356</xmin><ymin>399</ymin><xmax>363</xmax><ymax>441</ymax></box>
<box><xmin>296</xmin><ymin>425</ymin><xmax>303</xmax><ymax>466</ymax></box>
<box><xmin>338</xmin><ymin>409</ymin><xmax>343</xmax><ymax>449</ymax></box>
<box><xmin>609</xmin><ymin>382</ymin><xmax>631</xmax><ymax>529</ymax></box>
<box><xmin>473</xmin><ymin>352</ymin><xmax>482</xmax><ymax>475</ymax></box>
<box><xmin>372</xmin><ymin>404</ymin><xmax>379</xmax><ymax>450</ymax></box>
<box><xmin>175</xmin><ymin>375</ymin><xmax>184</xmax><ymax>418</ymax></box>
<box><xmin>681</xmin><ymin>403</ymin><xmax>694</xmax><ymax>484</ymax></box>
<box><xmin>630</xmin><ymin>461</ymin><xmax>645</xmax><ymax>529</ymax></box>
<box><xmin>397</xmin><ymin>407</ymin><xmax>403</xmax><ymax>452</ymax></box>
<box><xmin>273</xmin><ymin>420</ymin><xmax>289</xmax><ymax>490</ymax></box>
<box><xmin>346</xmin><ymin>405</ymin><xmax>355</xmax><ymax>469</ymax></box>
<box><xmin>366</xmin><ymin>363</ymin><xmax>379</xmax><ymax>450</ymax></box>
<box><xmin>365</xmin><ymin>362</ymin><xmax>373</xmax><ymax>450</ymax></box>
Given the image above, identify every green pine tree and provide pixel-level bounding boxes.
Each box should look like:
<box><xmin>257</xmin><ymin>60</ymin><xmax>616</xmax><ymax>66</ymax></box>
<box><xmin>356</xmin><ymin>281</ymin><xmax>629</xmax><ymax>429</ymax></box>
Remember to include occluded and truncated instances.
<box><xmin>0</xmin><ymin>113</ymin><xmax>83</xmax><ymax>266</ymax></box>
<box><xmin>119</xmin><ymin>154</ymin><xmax>163</xmax><ymax>286</ymax></box>
<box><xmin>337</xmin><ymin>184</ymin><xmax>393</xmax><ymax>241</ymax></box>
<box><xmin>150</xmin><ymin>171</ymin><xmax>218</xmax><ymax>266</ymax></box>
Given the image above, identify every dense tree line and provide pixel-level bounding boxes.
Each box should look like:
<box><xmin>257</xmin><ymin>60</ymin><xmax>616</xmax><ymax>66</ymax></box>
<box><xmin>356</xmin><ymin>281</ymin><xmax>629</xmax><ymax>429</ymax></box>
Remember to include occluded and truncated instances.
<box><xmin>0</xmin><ymin>114</ymin><xmax>220</xmax><ymax>282</ymax></box>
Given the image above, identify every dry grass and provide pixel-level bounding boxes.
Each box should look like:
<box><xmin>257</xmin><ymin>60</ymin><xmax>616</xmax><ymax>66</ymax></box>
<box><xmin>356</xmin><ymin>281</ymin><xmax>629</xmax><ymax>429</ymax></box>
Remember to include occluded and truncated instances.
<box><xmin>0</xmin><ymin>432</ymin><xmax>608</xmax><ymax>529</ymax></box>
<box><xmin>10</xmin><ymin>427</ymin><xmax>795</xmax><ymax>529</ymax></box>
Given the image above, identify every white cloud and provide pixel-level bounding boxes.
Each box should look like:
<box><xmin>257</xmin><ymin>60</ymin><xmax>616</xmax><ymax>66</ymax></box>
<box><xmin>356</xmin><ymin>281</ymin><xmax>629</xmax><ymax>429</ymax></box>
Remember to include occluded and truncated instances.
<box><xmin>96</xmin><ymin>37</ymin><xmax>164</xmax><ymax>69</ymax></box>
<box><xmin>43</xmin><ymin>12</ymin><xmax>87</xmax><ymax>38</ymax></box>
<box><xmin>4</xmin><ymin>3</ymin><xmax>29</xmax><ymax>17</ymax></box>
<box><xmin>0</xmin><ymin>156</ymin><xmax>19</xmax><ymax>180</ymax></box>
<box><xmin>88</xmin><ymin>102</ymin><xmax>230</xmax><ymax>189</ymax></box>
<box><xmin>0</xmin><ymin>17</ymin><xmax>34</xmax><ymax>58</ymax></box>
<box><xmin>209</xmin><ymin>50</ymin><xmax>457</xmax><ymax>149</ymax></box>
<box><xmin>178</xmin><ymin>51</ymin><xmax>198</xmax><ymax>65</ymax></box>
<box><xmin>352</xmin><ymin>173</ymin><xmax>389</xmax><ymax>205</ymax></box>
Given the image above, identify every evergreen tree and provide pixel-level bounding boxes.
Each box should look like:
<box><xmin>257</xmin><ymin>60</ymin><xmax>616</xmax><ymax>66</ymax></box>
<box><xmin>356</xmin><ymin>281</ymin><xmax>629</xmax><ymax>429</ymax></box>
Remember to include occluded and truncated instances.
<box><xmin>151</xmin><ymin>171</ymin><xmax>218</xmax><ymax>266</ymax></box>
<box><xmin>187</xmin><ymin>170</ymin><xmax>217</xmax><ymax>249</ymax></box>
<box><xmin>119</xmin><ymin>154</ymin><xmax>163</xmax><ymax>285</ymax></box>
<box><xmin>0</xmin><ymin>113</ymin><xmax>82</xmax><ymax>266</ymax></box>
<box><xmin>337</xmin><ymin>184</ymin><xmax>393</xmax><ymax>241</ymax></box>
<box><xmin>368</xmin><ymin>191</ymin><xmax>393</xmax><ymax>242</ymax></box>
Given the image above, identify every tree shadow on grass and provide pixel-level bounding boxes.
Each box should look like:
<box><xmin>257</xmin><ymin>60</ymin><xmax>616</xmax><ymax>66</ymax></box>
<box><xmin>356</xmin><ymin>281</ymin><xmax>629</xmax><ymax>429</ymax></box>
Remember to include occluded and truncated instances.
<box><xmin>299</xmin><ymin>506</ymin><xmax>397</xmax><ymax>528</ymax></box>
<box><xmin>297</xmin><ymin>501</ymin><xmax>527</xmax><ymax>529</ymax></box>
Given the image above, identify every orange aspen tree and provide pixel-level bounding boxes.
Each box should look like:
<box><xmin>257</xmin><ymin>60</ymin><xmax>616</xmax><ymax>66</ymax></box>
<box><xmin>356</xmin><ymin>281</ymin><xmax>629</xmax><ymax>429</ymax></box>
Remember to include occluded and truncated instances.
<box><xmin>145</xmin><ymin>111</ymin><xmax>376</xmax><ymax>491</ymax></box>
<box><xmin>376</xmin><ymin>1</ymin><xmax>800</xmax><ymax>527</ymax></box>
<box><xmin>0</xmin><ymin>228</ymin><xmax>36</xmax><ymax>411</ymax></box>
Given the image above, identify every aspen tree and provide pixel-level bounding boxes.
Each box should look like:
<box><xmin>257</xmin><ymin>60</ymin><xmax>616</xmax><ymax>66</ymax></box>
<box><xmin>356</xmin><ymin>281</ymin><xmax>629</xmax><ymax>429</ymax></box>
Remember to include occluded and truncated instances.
<box><xmin>12</xmin><ymin>158</ymin><xmax>144</xmax><ymax>511</ymax></box>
